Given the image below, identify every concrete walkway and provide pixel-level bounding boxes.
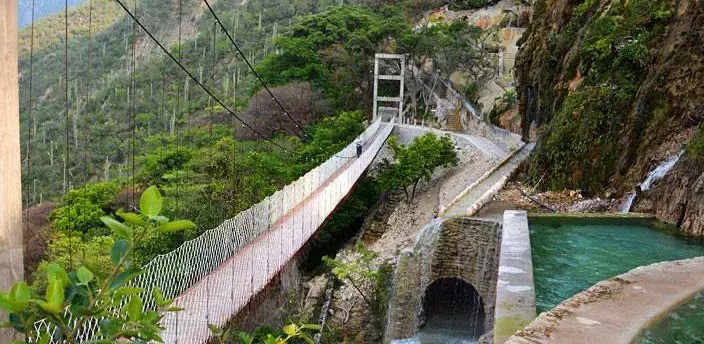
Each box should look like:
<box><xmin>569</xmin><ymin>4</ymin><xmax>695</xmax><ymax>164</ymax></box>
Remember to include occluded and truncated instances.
<box><xmin>441</xmin><ymin>143</ymin><xmax>534</xmax><ymax>217</ymax></box>
<box><xmin>494</xmin><ymin>211</ymin><xmax>536</xmax><ymax>344</ymax></box>
<box><xmin>506</xmin><ymin>257</ymin><xmax>704</xmax><ymax>344</ymax></box>
<box><xmin>393</xmin><ymin>123</ymin><xmax>509</xmax><ymax>159</ymax></box>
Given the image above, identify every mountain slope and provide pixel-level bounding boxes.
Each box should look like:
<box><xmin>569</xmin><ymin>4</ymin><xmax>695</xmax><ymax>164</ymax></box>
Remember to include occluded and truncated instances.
<box><xmin>18</xmin><ymin>0</ymin><xmax>87</xmax><ymax>27</ymax></box>
<box><xmin>18</xmin><ymin>0</ymin><xmax>122</xmax><ymax>56</ymax></box>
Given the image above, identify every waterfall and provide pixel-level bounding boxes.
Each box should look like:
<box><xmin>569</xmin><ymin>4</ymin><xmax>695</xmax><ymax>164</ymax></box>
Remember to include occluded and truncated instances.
<box><xmin>621</xmin><ymin>151</ymin><xmax>684</xmax><ymax>213</ymax></box>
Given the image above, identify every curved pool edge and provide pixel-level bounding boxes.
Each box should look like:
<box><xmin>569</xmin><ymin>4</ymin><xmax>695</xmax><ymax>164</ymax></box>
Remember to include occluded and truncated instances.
<box><xmin>504</xmin><ymin>256</ymin><xmax>704</xmax><ymax>344</ymax></box>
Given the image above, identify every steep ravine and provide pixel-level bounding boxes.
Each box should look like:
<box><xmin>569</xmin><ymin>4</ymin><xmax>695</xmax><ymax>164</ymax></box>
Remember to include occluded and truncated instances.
<box><xmin>515</xmin><ymin>0</ymin><xmax>704</xmax><ymax>234</ymax></box>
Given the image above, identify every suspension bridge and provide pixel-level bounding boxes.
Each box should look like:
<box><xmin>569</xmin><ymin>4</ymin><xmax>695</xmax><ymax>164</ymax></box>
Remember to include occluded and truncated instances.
<box><xmin>0</xmin><ymin>0</ymin><xmax>526</xmax><ymax>342</ymax></box>
<box><xmin>34</xmin><ymin>117</ymin><xmax>394</xmax><ymax>343</ymax></box>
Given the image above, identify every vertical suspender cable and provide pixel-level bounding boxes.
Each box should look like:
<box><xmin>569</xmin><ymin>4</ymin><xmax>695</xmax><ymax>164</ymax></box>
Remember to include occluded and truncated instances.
<box><xmin>174</xmin><ymin>2</ymin><xmax>183</xmax><ymax>339</ymax></box>
<box><xmin>84</xmin><ymin>0</ymin><xmax>93</xmax><ymax>187</ymax></box>
<box><xmin>209</xmin><ymin>20</ymin><xmax>218</xmax><ymax>221</ymax></box>
<box><xmin>231</xmin><ymin>65</ymin><xmax>238</xmax><ymax>216</ymax></box>
<box><xmin>175</xmin><ymin>0</ymin><xmax>183</xmax><ymax>217</ymax></box>
<box><xmin>25</xmin><ymin>0</ymin><xmax>35</xmax><ymax>208</ymax></box>
<box><xmin>64</xmin><ymin>0</ymin><xmax>73</xmax><ymax>269</ymax></box>
<box><xmin>130</xmin><ymin>0</ymin><xmax>138</xmax><ymax>208</ymax></box>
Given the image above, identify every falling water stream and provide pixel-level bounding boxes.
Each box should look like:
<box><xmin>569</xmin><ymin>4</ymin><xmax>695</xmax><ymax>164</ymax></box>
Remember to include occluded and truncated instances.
<box><xmin>390</xmin><ymin>218</ymin><xmax>496</xmax><ymax>344</ymax></box>
<box><xmin>419</xmin><ymin>219</ymin><xmax>492</xmax><ymax>343</ymax></box>
<box><xmin>417</xmin><ymin>278</ymin><xmax>485</xmax><ymax>344</ymax></box>
<box><xmin>621</xmin><ymin>151</ymin><xmax>684</xmax><ymax>213</ymax></box>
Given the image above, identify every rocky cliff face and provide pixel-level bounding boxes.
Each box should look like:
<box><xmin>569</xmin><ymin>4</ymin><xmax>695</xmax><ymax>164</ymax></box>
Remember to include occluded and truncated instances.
<box><xmin>516</xmin><ymin>0</ymin><xmax>704</xmax><ymax>234</ymax></box>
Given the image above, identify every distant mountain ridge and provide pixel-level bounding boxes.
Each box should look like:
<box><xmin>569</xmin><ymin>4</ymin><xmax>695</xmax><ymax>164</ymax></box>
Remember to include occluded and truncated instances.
<box><xmin>18</xmin><ymin>0</ymin><xmax>87</xmax><ymax>27</ymax></box>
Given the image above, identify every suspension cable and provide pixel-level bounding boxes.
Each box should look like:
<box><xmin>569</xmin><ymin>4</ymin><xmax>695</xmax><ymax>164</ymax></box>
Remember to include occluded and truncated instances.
<box><xmin>130</xmin><ymin>0</ymin><xmax>138</xmax><ymax>208</ymax></box>
<box><xmin>201</xmin><ymin>0</ymin><xmax>307</xmax><ymax>139</ymax></box>
<box><xmin>113</xmin><ymin>0</ymin><xmax>299</xmax><ymax>155</ymax></box>
<box><xmin>201</xmin><ymin>0</ymin><xmax>359</xmax><ymax>161</ymax></box>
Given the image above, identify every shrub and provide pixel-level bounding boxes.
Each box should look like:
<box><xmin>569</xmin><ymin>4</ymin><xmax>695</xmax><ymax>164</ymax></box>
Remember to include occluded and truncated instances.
<box><xmin>378</xmin><ymin>133</ymin><xmax>459</xmax><ymax>201</ymax></box>
<box><xmin>1</xmin><ymin>186</ymin><xmax>193</xmax><ymax>342</ymax></box>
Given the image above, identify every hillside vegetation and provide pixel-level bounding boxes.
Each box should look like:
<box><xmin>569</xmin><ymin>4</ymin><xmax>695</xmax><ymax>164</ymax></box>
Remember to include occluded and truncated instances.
<box><xmin>19</xmin><ymin>0</ymin><xmax>498</xmax><ymax>287</ymax></box>
<box><xmin>516</xmin><ymin>0</ymin><xmax>704</xmax><ymax>233</ymax></box>
<box><xmin>18</xmin><ymin>0</ymin><xmax>121</xmax><ymax>55</ymax></box>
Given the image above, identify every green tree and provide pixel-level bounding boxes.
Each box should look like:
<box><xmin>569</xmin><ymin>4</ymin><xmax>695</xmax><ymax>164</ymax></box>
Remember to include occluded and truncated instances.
<box><xmin>378</xmin><ymin>133</ymin><xmax>459</xmax><ymax>201</ymax></box>
<box><xmin>322</xmin><ymin>243</ymin><xmax>392</xmax><ymax>332</ymax></box>
<box><xmin>255</xmin><ymin>6</ymin><xmax>410</xmax><ymax>108</ymax></box>
<box><xmin>51</xmin><ymin>182</ymin><xmax>121</xmax><ymax>237</ymax></box>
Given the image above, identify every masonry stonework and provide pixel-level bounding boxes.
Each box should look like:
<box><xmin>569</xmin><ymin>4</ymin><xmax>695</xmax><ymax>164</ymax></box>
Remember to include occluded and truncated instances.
<box><xmin>385</xmin><ymin>217</ymin><xmax>501</xmax><ymax>342</ymax></box>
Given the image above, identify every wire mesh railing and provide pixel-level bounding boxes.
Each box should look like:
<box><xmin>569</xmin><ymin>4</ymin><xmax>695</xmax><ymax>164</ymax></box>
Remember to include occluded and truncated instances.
<box><xmin>33</xmin><ymin>117</ymin><xmax>393</xmax><ymax>343</ymax></box>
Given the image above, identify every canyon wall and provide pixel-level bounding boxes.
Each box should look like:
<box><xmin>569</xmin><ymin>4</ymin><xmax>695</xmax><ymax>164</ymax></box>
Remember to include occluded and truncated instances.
<box><xmin>516</xmin><ymin>0</ymin><xmax>704</xmax><ymax>234</ymax></box>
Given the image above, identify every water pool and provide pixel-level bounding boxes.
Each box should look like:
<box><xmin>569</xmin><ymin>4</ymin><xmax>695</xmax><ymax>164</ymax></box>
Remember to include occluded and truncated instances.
<box><xmin>530</xmin><ymin>217</ymin><xmax>704</xmax><ymax>313</ymax></box>
<box><xmin>638</xmin><ymin>293</ymin><xmax>704</xmax><ymax>343</ymax></box>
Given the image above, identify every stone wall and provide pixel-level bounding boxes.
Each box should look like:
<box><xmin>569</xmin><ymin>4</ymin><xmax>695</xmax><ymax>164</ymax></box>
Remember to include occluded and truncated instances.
<box><xmin>385</xmin><ymin>217</ymin><xmax>502</xmax><ymax>342</ymax></box>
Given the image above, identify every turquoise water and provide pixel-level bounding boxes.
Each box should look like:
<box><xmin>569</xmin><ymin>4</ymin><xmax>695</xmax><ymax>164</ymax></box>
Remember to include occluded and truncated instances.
<box><xmin>530</xmin><ymin>218</ymin><xmax>704</xmax><ymax>313</ymax></box>
<box><xmin>638</xmin><ymin>293</ymin><xmax>704</xmax><ymax>344</ymax></box>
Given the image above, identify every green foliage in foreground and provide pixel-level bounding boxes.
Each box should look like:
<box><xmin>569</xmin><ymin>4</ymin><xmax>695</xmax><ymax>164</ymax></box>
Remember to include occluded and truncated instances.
<box><xmin>210</xmin><ymin>321</ymin><xmax>321</xmax><ymax>344</ymax></box>
<box><xmin>378</xmin><ymin>133</ymin><xmax>459</xmax><ymax>201</ymax></box>
<box><xmin>1</xmin><ymin>186</ymin><xmax>194</xmax><ymax>343</ymax></box>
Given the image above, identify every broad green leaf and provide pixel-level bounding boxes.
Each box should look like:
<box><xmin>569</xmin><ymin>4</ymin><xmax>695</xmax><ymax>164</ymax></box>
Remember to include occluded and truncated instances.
<box><xmin>157</xmin><ymin>220</ymin><xmax>197</xmax><ymax>233</ymax></box>
<box><xmin>101</xmin><ymin>216</ymin><xmax>132</xmax><ymax>239</ymax></box>
<box><xmin>45</xmin><ymin>263</ymin><xmax>70</xmax><ymax>286</ymax></box>
<box><xmin>153</xmin><ymin>287</ymin><xmax>172</xmax><ymax>307</ymax></box>
<box><xmin>140</xmin><ymin>186</ymin><xmax>163</xmax><ymax>217</ymax></box>
<box><xmin>111</xmin><ymin>239</ymin><xmax>129</xmax><ymax>265</ymax></box>
<box><xmin>127</xmin><ymin>295</ymin><xmax>143</xmax><ymax>321</ymax></box>
<box><xmin>109</xmin><ymin>269</ymin><xmax>139</xmax><ymax>290</ymax></box>
<box><xmin>148</xmin><ymin>215</ymin><xmax>169</xmax><ymax>224</ymax></box>
<box><xmin>153</xmin><ymin>287</ymin><xmax>164</xmax><ymax>304</ymax></box>
<box><xmin>76</xmin><ymin>266</ymin><xmax>94</xmax><ymax>285</ymax></box>
<box><xmin>9</xmin><ymin>282</ymin><xmax>30</xmax><ymax>312</ymax></box>
<box><xmin>0</xmin><ymin>293</ymin><xmax>11</xmax><ymax>312</ymax></box>
<box><xmin>283</xmin><ymin>323</ymin><xmax>298</xmax><ymax>336</ymax></box>
<box><xmin>208</xmin><ymin>324</ymin><xmax>223</xmax><ymax>336</ymax></box>
<box><xmin>116</xmin><ymin>210</ymin><xmax>147</xmax><ymax>227</ymax></box>
<box><xmin>39</xmin><ymin>301</ymin><xmax>61</xmax><ymax>314</ymax></box>
<box><xmin>40</xmin><ymin>279</ymin><xmax>64</xmax><ymax>314</ymax></box>
<box><xmin>114</xmin><ymin>286</ymin><xmax>144</xmax><ymax>297</ymax></box>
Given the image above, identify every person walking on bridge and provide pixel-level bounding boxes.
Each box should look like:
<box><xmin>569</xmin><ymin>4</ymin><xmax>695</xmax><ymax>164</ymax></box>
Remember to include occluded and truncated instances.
<box><xmin>355</xmin><ymin>138</ymin><xmax>363</xmax><ymax>158</ymax></box>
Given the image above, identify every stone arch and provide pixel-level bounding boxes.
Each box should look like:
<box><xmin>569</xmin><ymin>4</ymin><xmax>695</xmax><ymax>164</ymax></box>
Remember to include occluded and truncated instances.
<box><xmin>421</xmin><ymin>277</ymin><xmax>486</xmax><ymax>340</ymax></box>
<box><xmin>384</xmin><ymin>218</ymin><xmax>501</xmax><ymax>343</ymax></box>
